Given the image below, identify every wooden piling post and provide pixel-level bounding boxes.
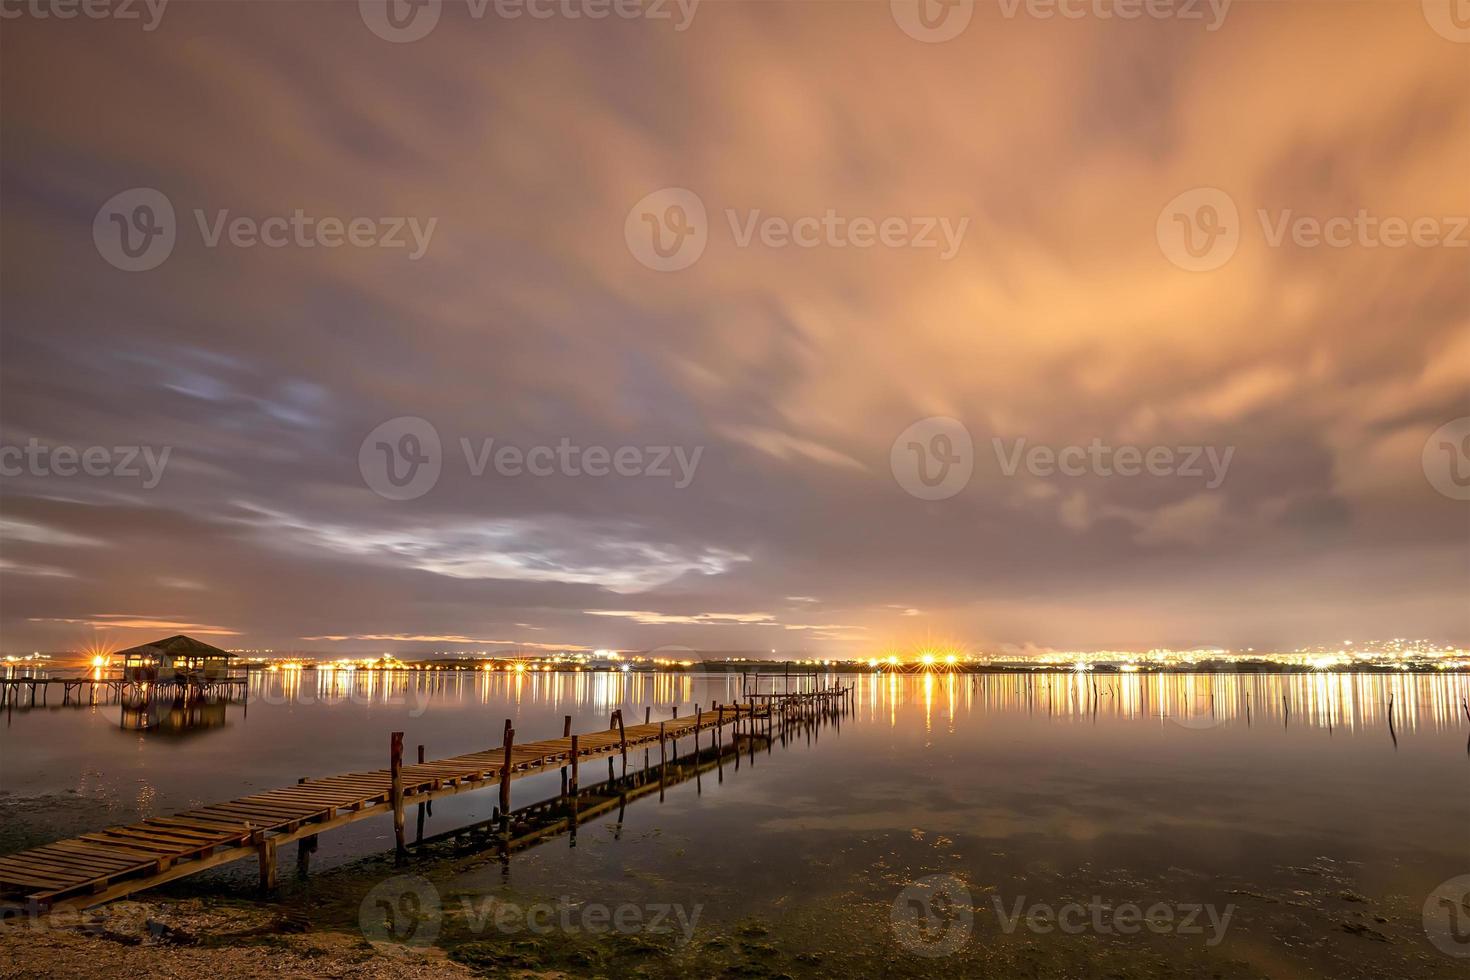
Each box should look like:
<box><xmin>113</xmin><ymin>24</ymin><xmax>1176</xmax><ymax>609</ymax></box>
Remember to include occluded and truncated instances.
<box><xmin>499</xmin><ymin>725</ymin><xmax>515</xmax><ymax>836</ymax></box>
<box><xmin>560</xmin><ymin>715</ymin><xmax>572</xmax><ymax>795</ymax></box>
<box><xmin>390</xmin><ymin>731</ymin><xmax>406</xmax><ymax>862</ymax></box>
<box><xmin>616</xmin><ymin>709</ymin><xmax>628</xmax><ymax>766</ymax></box>
<box><xmin>295</xmin><ymin>834</ymin><xmax>316</xmax><ymax>876</ymax></box>
<box><xmin>256</xmin><ymin>833</ymin><xmax>277</xmax><ymax>894</ymax></box>
<box><xmin>645</xmin><ymin>705</ymin><xmax>652</xmax><ymax>724</ymax></box>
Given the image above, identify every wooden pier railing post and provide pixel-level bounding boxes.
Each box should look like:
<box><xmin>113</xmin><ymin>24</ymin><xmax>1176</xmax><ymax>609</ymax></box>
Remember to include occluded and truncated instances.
<box><xmin>390</xmin><ymin>731</ymin><xmax>406</xmax><ymax>862</ymax></box>
<box><xmin>645</xmin><ymin>705</ymin><xmax>652</xmax><ymax>724</ymax></box>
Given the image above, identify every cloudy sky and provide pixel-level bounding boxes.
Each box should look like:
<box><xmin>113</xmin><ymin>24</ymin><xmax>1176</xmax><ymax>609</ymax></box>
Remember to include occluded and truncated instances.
<box><xmin>1</xmin><ymin>1</ymin><xmax>1466</xmax><ymax>657</ymax></box>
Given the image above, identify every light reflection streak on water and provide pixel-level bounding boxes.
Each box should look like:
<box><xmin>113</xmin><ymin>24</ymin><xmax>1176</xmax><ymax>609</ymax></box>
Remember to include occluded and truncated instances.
<box><xmin>841</xmin><ymin>671</ymin><xmax>1470</xmax><ymax>734</ymax></box>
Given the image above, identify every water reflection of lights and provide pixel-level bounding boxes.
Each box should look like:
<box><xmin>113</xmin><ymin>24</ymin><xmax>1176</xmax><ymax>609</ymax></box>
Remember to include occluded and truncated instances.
<box><xmin>230</xmin><ymin>668</ymin><xmax>1470</xmax><ymax>738</ymax></box>
<box><xmin>839</xmin><ymin>672</ymin><xmax>1470</xmax><ymax>735</ymax></box>
<box><xmin>244</xmin><ymin>666</ymin><xmax>736</xmax><ymax>715</ymax></box>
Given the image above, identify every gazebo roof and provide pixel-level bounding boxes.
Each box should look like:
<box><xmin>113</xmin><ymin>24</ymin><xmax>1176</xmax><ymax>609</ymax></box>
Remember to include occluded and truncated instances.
<box><xmin>118</xmin><ymin>634</ymin><xmax>237</xmax><ymax>659</ymax></box>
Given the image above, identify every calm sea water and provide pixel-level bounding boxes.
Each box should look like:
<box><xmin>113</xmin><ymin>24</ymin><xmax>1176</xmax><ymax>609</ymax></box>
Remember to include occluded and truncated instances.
<box><xmin>3</xmin><ymin>670</ymin><xmax>1468</xmax><ymax>978</ymax></box>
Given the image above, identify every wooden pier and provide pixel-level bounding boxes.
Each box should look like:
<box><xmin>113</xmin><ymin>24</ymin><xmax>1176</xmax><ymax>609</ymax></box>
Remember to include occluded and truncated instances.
<box><xmin>0</xmin><ymin>675</ymin><xmax>248</xmax><ymax>708</ymax></box>
<box><xmin>0</xmin><ymin>685</ymin><xmax>851</xmax><ymax>912</ymax></box>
